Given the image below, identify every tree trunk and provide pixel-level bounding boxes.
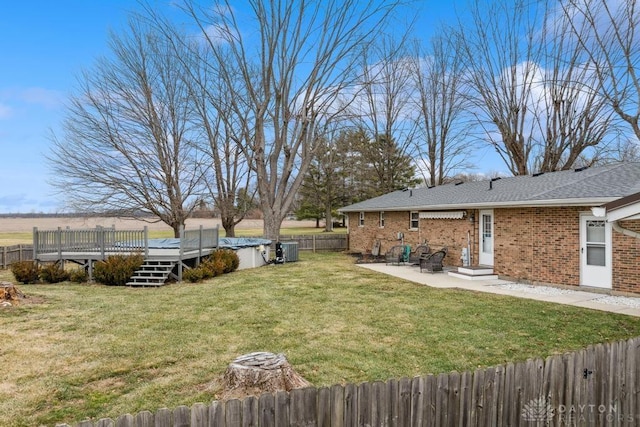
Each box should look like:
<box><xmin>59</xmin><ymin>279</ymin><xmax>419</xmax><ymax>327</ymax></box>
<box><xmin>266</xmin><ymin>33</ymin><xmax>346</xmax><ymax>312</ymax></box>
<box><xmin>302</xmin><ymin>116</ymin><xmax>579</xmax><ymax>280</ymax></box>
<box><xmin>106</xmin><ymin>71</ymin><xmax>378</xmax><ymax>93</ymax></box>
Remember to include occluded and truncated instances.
<box><xmin>324</xmin><ymin>204</ymin><xmax>333</xmax><ymax>232</ymax></box>
<box><xmin>171</xmin><ymin>223</ymin><xmax>181</xmax><ymax>238</ymax></box>
<box><xmin>222</xmin><ymin>215</ymin><xmax>236</xmax><ymax>238</ymax></box>
<box><xmin>262</xmin><ymin>209</ymin><xmax>283</xmax><ymax>241</ymax></box>
<box><xmin>221</xmin><ymin>352</ymin><xmax>311</xmax><ymax>400</ymax></box>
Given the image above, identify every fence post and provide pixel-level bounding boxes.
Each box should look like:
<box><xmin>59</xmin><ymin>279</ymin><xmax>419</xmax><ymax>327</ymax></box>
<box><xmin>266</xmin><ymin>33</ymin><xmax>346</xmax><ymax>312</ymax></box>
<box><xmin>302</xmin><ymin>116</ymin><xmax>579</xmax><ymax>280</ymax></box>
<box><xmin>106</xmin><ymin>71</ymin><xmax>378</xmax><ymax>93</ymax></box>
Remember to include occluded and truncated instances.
<box><xmin>2</xmin><ymin>245</ymin><xmax>6</xmax><ymax>269</ymax></box>
<box><xmin>33</xmin><ymin>226</ymin><xmax>40</xmax><ymax>263</ymax></box>
<box><xmin>313</xmin><ymin>235</ymin><xmax>316</xmax><ymax>253</ymax></box>
<box><xmin>144</xmin><ymin>226</ymin><xmax>149</xmax><ymax>258</ymax></box>
<box><xmin>56</xmin><ymin>227</ymin><xmax>62</xmax><ymax>262</ymax></box>
<box><xmin>96</xmin><ymin>226</ymin><xmax>105</xmax><ymax>260</ymax></box>
<box><xmin>178</xmin><ymin>225</ymin><xmax>184</xmax><ymax>282</ymax></box>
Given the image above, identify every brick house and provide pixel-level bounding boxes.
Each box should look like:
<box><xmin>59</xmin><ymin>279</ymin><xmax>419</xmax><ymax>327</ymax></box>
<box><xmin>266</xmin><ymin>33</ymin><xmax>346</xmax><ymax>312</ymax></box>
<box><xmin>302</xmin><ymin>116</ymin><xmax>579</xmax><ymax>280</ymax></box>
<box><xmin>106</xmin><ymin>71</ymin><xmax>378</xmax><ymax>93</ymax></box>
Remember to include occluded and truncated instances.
<box><xmin>338</xmin><ymin>162</ymin><xmax>640</xmax><ymax>295</ymax></box>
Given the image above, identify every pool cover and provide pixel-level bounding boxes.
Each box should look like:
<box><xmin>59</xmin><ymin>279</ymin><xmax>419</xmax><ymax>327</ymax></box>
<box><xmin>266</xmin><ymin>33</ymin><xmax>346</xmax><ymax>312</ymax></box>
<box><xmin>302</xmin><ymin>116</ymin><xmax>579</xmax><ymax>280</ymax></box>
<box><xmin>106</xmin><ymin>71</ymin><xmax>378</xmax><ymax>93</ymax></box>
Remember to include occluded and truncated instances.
<box><xmin>117</xmin><ymin>237</ymin><xmax>272</xmax><ymax>250</ymax></box>
<box><xmin>218</xmin><ymin>237</ymin><xmax>272</xmax><ymax>250</ymax></box>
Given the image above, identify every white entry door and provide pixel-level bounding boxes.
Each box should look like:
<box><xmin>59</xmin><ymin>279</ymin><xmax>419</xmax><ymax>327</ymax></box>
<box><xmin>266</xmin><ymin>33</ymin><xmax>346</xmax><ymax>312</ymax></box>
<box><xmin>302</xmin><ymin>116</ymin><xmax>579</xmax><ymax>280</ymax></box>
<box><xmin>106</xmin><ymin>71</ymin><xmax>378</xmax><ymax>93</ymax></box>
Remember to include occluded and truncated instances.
<box><xmin>479</xmin><ymin>209</ymin><xmax>494</xmax><ymax>266</ymax></box>
<box><xmin>580</xmin><ymin>214</ymin><xmax>612</xmax><ymax>289</ymax></box>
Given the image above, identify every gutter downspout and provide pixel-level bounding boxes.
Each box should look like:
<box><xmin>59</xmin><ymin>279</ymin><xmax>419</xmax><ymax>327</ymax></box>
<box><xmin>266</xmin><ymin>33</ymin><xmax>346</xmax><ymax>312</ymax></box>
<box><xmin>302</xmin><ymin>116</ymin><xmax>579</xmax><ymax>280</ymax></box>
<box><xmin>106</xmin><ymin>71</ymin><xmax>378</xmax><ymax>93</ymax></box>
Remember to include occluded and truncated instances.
<box><xmin>611</xmin><ymin>221</ymin><xmax>640</xmax><ymax>239</ymax></box>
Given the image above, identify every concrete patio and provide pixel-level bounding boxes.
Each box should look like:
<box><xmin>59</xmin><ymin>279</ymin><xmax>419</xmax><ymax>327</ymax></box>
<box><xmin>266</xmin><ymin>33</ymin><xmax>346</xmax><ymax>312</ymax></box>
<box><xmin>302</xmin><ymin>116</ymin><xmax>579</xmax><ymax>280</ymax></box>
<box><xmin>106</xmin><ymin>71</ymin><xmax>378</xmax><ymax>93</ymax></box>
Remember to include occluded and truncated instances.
<box><xmin>357</xmin><ymin>262</ymin><xmax>640</xmax><ymax>317</ymax></box>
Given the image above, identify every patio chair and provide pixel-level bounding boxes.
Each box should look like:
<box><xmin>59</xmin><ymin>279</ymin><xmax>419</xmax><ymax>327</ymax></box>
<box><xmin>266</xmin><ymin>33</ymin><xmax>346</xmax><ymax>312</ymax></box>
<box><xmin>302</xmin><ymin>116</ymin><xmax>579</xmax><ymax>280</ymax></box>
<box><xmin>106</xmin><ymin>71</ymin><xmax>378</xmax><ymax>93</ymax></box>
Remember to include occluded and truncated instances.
<box><xmin>409</xmin><ymin>244</ymin><xmax>430</xmax><ymax>265</ymax></box>
<box><xmin>419</xmin><ymin>247</ymin><xmax>448</xmax><ymax>273</ymax></box>
<box><xmin>385</xmin><ymin>245</ymin><xmax>406</xmax><ymax>265</ymax></box>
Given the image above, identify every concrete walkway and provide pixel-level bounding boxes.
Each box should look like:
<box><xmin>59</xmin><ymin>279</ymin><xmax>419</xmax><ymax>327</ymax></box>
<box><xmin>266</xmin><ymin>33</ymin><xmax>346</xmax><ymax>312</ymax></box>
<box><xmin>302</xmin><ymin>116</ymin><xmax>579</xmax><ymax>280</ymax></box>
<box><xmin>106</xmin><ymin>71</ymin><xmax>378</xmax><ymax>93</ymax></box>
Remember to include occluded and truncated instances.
<box><xmin>357</xmin><ymin>263</ymin><xmax>640</xmax><ymax>317</ymax></box>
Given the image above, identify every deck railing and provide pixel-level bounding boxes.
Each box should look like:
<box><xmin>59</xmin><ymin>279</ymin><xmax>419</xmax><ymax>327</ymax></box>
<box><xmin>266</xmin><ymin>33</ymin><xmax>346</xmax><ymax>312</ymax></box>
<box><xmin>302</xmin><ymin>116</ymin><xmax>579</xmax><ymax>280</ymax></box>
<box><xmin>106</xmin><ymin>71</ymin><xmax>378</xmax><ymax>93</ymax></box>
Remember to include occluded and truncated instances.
<box><xmin>33</xmin><ymin>226</ymin><xmax>149</xmax><ymax>260</ymax></box>
<box><xmin>178</xmin><ymin>225</ymin><xmax>220</xmax><ymax>281</ymax></box>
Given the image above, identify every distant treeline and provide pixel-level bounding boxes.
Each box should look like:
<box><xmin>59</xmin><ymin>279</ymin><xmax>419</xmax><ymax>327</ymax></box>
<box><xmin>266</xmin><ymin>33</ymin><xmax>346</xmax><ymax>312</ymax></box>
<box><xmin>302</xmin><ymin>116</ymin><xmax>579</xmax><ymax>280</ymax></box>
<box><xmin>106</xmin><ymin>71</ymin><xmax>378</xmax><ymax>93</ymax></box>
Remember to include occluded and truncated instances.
<box><xmin>0</xmin><ymin>212</ymin><xmax>156</xmax><ymax>219</ymax></box>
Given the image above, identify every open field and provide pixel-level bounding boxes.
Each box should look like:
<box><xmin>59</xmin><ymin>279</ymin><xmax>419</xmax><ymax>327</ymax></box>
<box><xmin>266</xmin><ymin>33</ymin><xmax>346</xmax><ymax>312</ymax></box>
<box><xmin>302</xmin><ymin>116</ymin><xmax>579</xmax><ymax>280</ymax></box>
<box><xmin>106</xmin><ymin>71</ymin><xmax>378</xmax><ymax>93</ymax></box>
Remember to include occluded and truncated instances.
<box><xmin>0</xmin><ymin>216</ymin><xmax>341</xmax><ymax>245</ymax></box>
<box><xmin>2</xmin><ymin>252</ymin><xmax>640</xmax><ymax>426</ymax></box>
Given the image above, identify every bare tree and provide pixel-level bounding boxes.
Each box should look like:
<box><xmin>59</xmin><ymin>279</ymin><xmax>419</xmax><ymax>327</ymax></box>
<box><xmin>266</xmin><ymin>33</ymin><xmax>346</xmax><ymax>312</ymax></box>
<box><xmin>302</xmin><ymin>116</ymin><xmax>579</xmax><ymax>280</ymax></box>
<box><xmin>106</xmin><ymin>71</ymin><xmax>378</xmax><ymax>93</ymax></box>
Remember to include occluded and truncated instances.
<box><xmin>48</xmin><ymin>19</ymin><xmax>207</xmax><ymax>237</ymax></box>
<box><xmin>182</xmin><ymin>0</ymin><xmax>405</xmax><ymax>239</ymax></box>
<box><xmin>561</xmin><ymin>0</ymin><xmax>640</xmax><ymax>140</ymax></box>
<box><xmin>349</xmin><ymin>36</ymin><xmax>418</xmax><ymax>179</ymax></box>
<box><xmin>185</xmin><ymin>44</ymin><xmax>255</xmax><ymax>237</ymax></box>
<box><xmin>532</xmin><ymin>2</ymin><xmax>615</xmax><ymax>171</ymax></box>
<box><xmin>457</xmin><ymin>0</ymin><xmax>614</xmax><ymax>175</ymax></box>
<box><xmin>455</xmin><ymin>0</ymin><xmax>545</xmax><ymax>175</ymax></box>
<box><xmin>410</xmin><ymin>34</ymin><xmax>474</xmax><ymax>186</ymax></box>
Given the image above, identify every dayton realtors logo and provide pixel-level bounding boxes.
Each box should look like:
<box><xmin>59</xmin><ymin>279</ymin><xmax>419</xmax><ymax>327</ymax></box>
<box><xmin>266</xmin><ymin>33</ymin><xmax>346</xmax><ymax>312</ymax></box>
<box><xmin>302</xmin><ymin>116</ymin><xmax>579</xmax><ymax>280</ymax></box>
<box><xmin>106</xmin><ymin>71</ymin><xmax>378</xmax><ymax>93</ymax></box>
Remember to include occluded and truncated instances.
<box><xmin>522</xmin><ymin>397</ymin><xmax>555</xmax><ymax>422</ymax></box>
<box><xmin>522</xmin><ymin>397</ymin><xmax>635</xmax><ymax>424</ymax></box>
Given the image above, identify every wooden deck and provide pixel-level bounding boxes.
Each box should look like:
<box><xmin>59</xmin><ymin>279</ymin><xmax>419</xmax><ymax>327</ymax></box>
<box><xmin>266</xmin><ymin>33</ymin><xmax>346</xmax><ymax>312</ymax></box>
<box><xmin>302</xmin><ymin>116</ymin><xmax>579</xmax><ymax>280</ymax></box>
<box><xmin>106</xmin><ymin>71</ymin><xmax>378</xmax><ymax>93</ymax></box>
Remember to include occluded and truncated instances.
<box><xmin>33</xmin><ymin>225</ymin><xmax>219</xmax><ymax>285</ymax></box>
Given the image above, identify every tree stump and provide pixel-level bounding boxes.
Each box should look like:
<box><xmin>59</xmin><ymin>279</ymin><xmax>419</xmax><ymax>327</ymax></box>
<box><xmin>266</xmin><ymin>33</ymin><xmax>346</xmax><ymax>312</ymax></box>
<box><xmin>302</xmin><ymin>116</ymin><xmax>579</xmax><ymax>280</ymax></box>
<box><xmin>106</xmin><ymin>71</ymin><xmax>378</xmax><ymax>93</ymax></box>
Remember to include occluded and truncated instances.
<box><xmin>221</xmin><ymin>352</ymin><xmax>311</xmax><ymax>400</ymax></box>
<box><xmin>0</xmin><ymin>282</ymin><xmax>26</xmax><ymax>306</ymax></box>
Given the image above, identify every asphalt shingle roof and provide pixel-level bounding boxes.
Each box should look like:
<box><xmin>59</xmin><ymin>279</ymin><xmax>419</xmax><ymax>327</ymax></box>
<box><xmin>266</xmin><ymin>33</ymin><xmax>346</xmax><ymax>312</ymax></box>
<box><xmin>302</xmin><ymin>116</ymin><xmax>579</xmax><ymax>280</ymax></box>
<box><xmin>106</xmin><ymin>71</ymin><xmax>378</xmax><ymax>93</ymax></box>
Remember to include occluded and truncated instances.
<box><xmin>339</xmin><ymin>162</ymin><xmax>640</xmax><ymax>212</ymax></box>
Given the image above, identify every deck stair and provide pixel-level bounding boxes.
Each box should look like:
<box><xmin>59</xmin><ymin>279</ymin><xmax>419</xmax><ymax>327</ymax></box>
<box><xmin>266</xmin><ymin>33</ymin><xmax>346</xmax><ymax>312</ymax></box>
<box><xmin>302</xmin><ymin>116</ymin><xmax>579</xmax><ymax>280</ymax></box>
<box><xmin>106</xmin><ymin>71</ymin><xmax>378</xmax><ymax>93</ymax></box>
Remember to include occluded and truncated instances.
<box><xmin>126</xmin><ymin>260</ymin><xmax>177</xmax><ymax>287</ymax></box>
<box><xmin>448</xmin><ymin>265</ymin><xmax>499</xmax><ymax>281</ymax></box>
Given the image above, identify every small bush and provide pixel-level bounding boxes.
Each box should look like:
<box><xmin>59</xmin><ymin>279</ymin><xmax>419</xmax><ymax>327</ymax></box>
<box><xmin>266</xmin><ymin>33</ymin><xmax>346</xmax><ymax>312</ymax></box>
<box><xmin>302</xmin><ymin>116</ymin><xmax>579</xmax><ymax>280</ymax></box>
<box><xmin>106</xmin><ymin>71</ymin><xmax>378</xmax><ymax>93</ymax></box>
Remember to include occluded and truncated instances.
<box><xmin>10</xmin><ymin>261</ymin><xmax>40</xmax><ymax>284</ymax></box>
<box><xmin>201</xmin><ymin>257</ymin><xmax>226</xmax><ymax>278</ymax></box>
<box><xmin>40</xmin><ymin>263</ymin><xmax>70</xmax><ymax>284</ymax></box>
<box><xmin>183</xmin><ymin>268</ymin><xmax>204</xmax><ymax>283</ymax></box>
<box><xmin>212</xmin><ymin>249</ymin><xmax>240</xmax><ymax>273</ymax></box>
<box><xmin>69</xmin><ymin>268</ymin><xmax>89</xmax><ymax>283</ymax></box>
<box><xmin>94</xmin><ymin>254</ymin><xmax>144</xmax><ymax>286</ymax></box>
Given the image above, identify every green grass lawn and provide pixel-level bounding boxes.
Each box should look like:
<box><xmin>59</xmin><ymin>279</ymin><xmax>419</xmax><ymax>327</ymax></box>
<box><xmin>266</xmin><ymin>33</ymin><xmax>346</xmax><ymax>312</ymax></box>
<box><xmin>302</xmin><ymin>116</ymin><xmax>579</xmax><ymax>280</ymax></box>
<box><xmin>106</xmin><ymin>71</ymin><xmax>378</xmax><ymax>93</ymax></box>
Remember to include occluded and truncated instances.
<box><xmin>2</xmin><ymin>252</ymin><xmax>640</xmax><ymax>426</ymax></box>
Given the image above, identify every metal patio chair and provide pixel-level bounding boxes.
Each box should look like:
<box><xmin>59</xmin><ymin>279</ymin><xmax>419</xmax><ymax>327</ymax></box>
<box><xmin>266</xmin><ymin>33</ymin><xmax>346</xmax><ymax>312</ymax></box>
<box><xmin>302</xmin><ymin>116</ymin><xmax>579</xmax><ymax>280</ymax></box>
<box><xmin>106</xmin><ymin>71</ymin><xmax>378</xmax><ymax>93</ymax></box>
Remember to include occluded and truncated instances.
<box><xmin>419</xmin><ymin>247</ymin><xmax>448</xmax><ymax>273</ymax></box>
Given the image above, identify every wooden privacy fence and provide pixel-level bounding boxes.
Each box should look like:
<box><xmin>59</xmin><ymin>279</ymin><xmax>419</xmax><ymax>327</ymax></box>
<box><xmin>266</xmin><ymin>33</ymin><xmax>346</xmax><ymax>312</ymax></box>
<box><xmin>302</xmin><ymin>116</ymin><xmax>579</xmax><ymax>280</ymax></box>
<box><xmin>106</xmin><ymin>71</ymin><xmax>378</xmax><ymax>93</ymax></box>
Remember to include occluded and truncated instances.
<box><xmin>0</xmin><ymin>244</ymin><xmax>33</xmax><ymax>268</ymax></box>
<box><xmin>58</xmin><ymin>336</ymin><xmax>640</xmax><ymax>427</ymax></box>
<box><xmin>277</xmin><ymin>234</ymin><xmax>348</xmax><ymax>252</ymax></box>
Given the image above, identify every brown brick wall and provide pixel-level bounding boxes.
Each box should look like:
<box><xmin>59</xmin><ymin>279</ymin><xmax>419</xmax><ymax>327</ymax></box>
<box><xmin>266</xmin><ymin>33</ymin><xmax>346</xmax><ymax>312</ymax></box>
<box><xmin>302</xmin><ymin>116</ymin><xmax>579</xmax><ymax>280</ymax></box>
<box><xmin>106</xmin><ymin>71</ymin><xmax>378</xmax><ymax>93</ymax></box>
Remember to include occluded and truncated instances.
<box><xmin>347</xmin><ymin>207</ymin><xmax>640</xmax><ymax>294</ymax></box>
<box><xmin>346</xmin><ymin>210</ymin><xmax>475</xmax><ymax>267</ymax></box>
<box><xmin>493</xmin><ymin>207</ymin><xmax>581</xmax><ymax>287</ymax></box>
<box><xmin>612</xmin><ymin>219</ymin><xmax>640</xmax><ymax>293</ymax></box>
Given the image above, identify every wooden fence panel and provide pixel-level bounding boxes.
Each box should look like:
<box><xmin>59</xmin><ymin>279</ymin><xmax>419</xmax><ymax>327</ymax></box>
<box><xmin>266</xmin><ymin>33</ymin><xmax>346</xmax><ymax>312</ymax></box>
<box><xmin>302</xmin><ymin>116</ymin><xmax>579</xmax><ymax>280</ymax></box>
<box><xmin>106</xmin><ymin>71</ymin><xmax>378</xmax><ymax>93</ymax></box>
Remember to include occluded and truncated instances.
<box><xmin>409</xmin><ymin>376</ymin><xmax>424</xmax><ymax>427</ymax></box>
<box><xmin>191</xmin><ymin>403</ymin><xmax>208</xmax><ymax>427</ymax></box>
<box><xmin>627</xmin><ymin>338</ymin><xmax>640</xmax><ymax>427</ymax></box>
<box><xmin>386</xmin><ymin>378</ymin><xmax>398</xmax><ymax>427</ymax></box>
<box><xmin>330</xmin><ymin>384</ymin><xmax>344</xmax><ymax>427</ymax></box>
<box><xmin>258</xmin><ymin>392</ymin><xmax>275</xmax><ymax>427</ymax></box>
<box><xmin>371</xmin><ymin>381</ymin><xmax>388</xmax><ymax>427</ymax></box>
<box><xmin>115</xmin><ymin>413</ymin><xmax>133</xmax><ymax>427</ymax></box>
<box><xmin>242</xmin><ymin>396</ymin><xmax>258</xmax><ymax>427</ymax></box>
<box><xmin>210</xmin><ymin>400</ymin><xmax>226</xmax><ymax>426</ymax></box>
<box><xmin>423</xmin><ymin>374</ymin><xmax>437</xmax><ymax>427</ymax></box>
<box><xmin>277</xmin><ymin>235</ymin><xmax>348</xmax><ymax>252</ymax></box>
<box><xmin>275</xmin><ymin>390</ymin><xmax>290</xmax><ymax>426</ymax></box>
<box><xmin>457</xmin><ymin>370</ymin><xmax>472</xmax><ymax>427</ymax></box>
<box><xmin>0</xmin><ymin>244</ymin><xmax>33</xmax><ymax>268</ymax></box>
<box><xmin>317</xmin><ymin>387</ymin><xmax>331</xmax><ymax>427</ymax></box>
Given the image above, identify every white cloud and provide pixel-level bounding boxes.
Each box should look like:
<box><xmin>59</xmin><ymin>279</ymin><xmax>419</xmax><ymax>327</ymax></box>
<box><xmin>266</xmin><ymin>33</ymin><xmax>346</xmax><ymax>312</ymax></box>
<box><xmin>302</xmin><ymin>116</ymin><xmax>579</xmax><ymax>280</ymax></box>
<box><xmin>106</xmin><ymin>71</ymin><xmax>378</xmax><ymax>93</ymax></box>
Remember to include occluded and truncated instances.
<box><xmin>0</xmin><ymin>86</ymin><xmax>63</xmax><ymax>111</ymax></box>
<box><xmin>19</xmin><ymin>87</ymin><xmax>63</xmax><ymax>109</ymax></box>
<box><xmin>0</xmin><ymin>103</ymin><xmax>12</xmax><ymax>119</ymax></box>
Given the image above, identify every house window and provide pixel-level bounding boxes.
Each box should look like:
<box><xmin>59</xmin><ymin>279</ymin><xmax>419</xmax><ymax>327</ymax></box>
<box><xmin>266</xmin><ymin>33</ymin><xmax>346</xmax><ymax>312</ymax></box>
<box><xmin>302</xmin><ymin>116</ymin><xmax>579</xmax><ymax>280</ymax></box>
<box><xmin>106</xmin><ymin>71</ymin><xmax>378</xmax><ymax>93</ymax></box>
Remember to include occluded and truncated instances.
<box><xmin>410</xmin><ymin>211</ymin><xmax>419</xmax><ymax>229</ymax></box>
<box><xmin>359</xmin><ymin>212</ymin><xmax>365</xmax><ymax>227</ymax></box>
<box><xmin>379</xmin><ymin>211</ymin><xmax>385</xmax><ymax>228</ymax></box>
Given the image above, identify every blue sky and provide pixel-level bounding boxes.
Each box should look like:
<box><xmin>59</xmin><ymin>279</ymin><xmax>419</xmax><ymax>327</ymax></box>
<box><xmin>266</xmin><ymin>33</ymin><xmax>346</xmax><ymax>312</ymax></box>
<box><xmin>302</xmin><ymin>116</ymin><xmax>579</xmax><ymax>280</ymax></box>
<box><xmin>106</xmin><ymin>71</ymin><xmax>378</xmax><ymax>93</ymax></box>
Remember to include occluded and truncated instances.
<box><xmin>0</xmin><ymin>0</ymin><xmax>499</xmax><ymax>214</ymax></box>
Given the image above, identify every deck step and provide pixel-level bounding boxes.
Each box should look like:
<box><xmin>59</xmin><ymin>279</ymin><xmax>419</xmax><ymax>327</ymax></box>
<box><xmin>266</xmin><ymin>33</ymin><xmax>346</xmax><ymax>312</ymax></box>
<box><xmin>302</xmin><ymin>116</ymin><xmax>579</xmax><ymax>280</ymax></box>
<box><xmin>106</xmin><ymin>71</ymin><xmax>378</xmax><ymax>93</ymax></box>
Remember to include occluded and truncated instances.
<box><xmin>126</xmin><ymin>260</ymin><xmax>176</xmax><ymax>287</ymax></box>
<box><xmin>457</xmin><ymin>266</ymin><xmax>495</xmax><ymax>276</ymax></box>
<box><xmin>448</xmin><ymin>266</ymin><xmax>498</xmax><ymax>281</ymax></box>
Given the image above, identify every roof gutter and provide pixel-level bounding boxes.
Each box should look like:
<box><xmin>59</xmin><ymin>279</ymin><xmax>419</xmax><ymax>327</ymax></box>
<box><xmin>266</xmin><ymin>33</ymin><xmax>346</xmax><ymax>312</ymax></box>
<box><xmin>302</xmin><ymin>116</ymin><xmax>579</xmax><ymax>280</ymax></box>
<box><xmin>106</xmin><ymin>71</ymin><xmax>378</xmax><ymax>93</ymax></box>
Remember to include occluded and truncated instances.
<box><xmin>340</xmin><ymin>197</ymin><xmax>616</xmax><ymax>213</ymax></box>
<box><xmin>591</xmin><ymin>205</ymin><xmax>640</xmax><ymax>240</ymax></box>
<box><xmin>611</xmin><ymin>221</ymin><xmax>640</xmax><ymax>240</ymax></box>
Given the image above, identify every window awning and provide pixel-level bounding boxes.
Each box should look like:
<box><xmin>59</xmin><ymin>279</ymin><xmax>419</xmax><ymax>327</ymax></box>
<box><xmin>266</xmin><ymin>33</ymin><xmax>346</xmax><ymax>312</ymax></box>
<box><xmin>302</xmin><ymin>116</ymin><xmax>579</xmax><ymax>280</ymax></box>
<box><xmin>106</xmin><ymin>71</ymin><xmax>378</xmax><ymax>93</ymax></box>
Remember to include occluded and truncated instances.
<box><xmin>419</xmin><ymin>211</ymin><xmax>465</xmax><ymax>220</ymax></box>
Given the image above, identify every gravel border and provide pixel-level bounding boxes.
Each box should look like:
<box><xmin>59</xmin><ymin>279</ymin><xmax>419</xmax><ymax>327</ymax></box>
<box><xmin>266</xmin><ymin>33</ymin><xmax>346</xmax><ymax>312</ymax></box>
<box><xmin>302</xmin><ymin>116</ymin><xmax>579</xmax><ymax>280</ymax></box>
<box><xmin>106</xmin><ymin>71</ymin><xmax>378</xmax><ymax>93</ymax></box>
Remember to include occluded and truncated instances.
<box><xmin>492</xmin><ymin>283</ymin><xmax>640</xmax><ymax>308</ymax></box>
